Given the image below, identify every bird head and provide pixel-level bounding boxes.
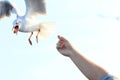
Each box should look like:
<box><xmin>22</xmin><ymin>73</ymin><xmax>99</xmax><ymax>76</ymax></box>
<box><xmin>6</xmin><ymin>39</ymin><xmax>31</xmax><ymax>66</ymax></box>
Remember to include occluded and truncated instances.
<box><xmin>12</xmin><ymin>18</ymin><xmax>22</xmax><ymax>34</ymax></box>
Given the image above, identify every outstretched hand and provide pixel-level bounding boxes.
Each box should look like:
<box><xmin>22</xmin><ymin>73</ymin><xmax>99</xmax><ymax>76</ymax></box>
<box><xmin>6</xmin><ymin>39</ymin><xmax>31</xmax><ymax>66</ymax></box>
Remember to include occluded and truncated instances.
<box><xmin>56</xmin><ymin>35</ymin><xmax>74</xmax><ymax>57</ymax></box>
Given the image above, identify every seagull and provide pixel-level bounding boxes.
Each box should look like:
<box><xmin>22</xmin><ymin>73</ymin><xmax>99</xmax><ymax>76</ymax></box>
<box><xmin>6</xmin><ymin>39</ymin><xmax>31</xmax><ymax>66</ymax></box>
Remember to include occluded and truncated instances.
<box><xmin>0</xmin><ymin>0</ymin><xmax>55</xmax><ymax>45</ymax></box>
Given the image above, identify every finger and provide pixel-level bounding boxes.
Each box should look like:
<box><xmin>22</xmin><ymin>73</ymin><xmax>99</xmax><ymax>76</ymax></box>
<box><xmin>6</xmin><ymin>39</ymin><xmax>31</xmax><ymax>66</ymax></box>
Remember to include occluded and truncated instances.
<box><xmin>56</xmin><ymin>44</ymin><xmax>63</xmax><ymax>51</ymax></box>
<box><xmin>58</xmin><ymin>35</ymin><xmax>66</xmax><ymax>41</ymax></box>
<box><xmin>56</xmin><ymin>46</ymin><xmax>65</xmax><ymax>51</ymax></box>
<box><xmin>56</xmin><ymin>41</ymin><xmax>66</xmax><ymax>50</ymax></box>
<box><xmin>56</xmin><ymin>41</ymin><xmax>63</xmax><ymax>48</ymax></box>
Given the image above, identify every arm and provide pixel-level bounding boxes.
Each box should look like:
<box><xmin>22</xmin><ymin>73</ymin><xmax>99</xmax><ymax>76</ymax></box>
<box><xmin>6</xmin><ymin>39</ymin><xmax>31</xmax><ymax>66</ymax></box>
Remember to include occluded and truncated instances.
<box><xmin>56</xmin><ymin>35</ymin><xmax>108</xmax><ymax>80</ymax></box>
<box><xmin>67</xmin><ymin>48</ymin><xmax>108</xmax><ymax>80</ymax></box>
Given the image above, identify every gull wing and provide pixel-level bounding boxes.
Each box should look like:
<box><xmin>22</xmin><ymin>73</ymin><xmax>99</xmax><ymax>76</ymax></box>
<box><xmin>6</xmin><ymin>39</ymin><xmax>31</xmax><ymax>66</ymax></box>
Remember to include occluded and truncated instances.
<box><xmin>25</xmin><ymin>0</ymin><xmax>46</xmax><ymax>18</ymax></box>
<box><xmin>0</xmin><ymin>1</ymin><xmax>19</xmax><ymax>19</ymax></box>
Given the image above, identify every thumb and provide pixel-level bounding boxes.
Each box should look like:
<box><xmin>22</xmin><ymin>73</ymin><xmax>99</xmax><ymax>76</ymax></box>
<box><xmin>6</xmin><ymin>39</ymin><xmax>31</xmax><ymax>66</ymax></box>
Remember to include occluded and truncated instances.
<box><xmin>58</xmin><ymin>35</ymin><xmax>67</xmax><ymax>41</ymax></box>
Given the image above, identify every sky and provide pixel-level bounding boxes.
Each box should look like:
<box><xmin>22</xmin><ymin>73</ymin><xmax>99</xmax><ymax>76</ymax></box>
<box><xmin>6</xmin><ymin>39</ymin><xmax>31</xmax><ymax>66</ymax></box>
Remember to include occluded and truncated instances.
<box><xmin>0</xmin><ymin>0</ymin><xmax>120</xmax><ymax>80</ymax></box>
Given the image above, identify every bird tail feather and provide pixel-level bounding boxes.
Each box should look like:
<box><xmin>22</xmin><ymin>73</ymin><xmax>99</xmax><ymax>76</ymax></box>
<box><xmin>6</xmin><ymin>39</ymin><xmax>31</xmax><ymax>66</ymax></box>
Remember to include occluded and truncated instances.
<box><xmin>33</xmin><ymin>22</ymin><xmax>56</xmax><ymax>39</ymax></box>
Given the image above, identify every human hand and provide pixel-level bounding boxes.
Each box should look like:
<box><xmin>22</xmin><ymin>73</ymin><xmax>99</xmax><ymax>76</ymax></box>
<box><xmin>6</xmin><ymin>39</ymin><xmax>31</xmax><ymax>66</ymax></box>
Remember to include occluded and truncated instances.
<box><xmin>56</xmin><ymin>35</ymin><xmax>74</xmax><ymax>57</ymax></box>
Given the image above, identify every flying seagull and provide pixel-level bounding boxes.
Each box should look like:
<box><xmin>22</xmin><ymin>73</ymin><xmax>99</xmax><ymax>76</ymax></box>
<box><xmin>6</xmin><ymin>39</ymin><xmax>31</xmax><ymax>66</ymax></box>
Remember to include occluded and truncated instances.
<box><xmin>0</xmin><ymin>0</ymin><xmax>55</xmax><ymax>45</ymax></box>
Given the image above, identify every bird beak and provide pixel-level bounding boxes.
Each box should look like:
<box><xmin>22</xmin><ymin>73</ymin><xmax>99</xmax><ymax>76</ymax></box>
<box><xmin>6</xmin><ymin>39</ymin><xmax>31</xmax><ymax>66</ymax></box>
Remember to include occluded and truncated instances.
<box><xmin>12</xmin><ymin>26</ymin><xmax>19</xmax><ymax>34</ymax></box>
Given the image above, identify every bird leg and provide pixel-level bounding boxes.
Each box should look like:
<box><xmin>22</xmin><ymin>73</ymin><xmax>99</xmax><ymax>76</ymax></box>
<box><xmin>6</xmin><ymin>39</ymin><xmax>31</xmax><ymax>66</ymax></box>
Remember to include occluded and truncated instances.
<box><xmin>28</xmin><ymin>32</ymin><xmax>33</xmax><ymax>45</ymax></box>
<box><xmin>36</xmin><ymin>29</ymin><xmax>40</xmax><ymax>43</ymax></box>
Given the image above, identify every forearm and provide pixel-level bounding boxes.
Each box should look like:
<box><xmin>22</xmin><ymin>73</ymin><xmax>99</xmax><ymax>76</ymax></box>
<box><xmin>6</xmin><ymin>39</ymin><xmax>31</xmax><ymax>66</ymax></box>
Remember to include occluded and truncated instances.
<box><xmin>69</xmin><ymin>49</ymin><xmax>108</xmax><ymax>80</ymax></box>
<box><xmin>56</xmin><ymin>35</ymin><xmax>118</xmax><ymax>80</ymax></box>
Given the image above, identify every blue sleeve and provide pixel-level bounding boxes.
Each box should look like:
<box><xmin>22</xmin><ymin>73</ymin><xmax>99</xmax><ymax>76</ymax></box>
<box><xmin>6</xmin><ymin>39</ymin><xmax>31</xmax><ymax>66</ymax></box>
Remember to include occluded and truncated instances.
<box><xmin>100</xmin><ymin>74</ymin><xmax>115</xmax><ymax>80</ymax></box>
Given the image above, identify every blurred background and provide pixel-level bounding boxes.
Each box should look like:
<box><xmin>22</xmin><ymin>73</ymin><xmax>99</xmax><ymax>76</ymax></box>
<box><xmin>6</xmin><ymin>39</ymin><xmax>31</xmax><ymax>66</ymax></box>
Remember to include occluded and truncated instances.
<box><xmin>0</xmin><ymin>0</ymin><xmax>120</xmax><ymax>80</ymax></box>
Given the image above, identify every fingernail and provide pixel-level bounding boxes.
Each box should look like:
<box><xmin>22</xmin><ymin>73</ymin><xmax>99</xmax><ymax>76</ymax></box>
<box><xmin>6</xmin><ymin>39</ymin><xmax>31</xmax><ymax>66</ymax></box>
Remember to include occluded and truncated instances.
<box><xmin>58</xmin><ymin>35</ymin><xmax>61</xmax><ymax>39</ymax></box>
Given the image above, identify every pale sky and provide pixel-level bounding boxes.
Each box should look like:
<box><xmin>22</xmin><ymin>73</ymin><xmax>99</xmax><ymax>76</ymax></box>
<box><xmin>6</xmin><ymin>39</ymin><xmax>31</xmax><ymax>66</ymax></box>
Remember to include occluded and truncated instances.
<box><xmin>0</xmin><ymin>0</ymin><xmax>120</xmax><ymax>80</ymax></box>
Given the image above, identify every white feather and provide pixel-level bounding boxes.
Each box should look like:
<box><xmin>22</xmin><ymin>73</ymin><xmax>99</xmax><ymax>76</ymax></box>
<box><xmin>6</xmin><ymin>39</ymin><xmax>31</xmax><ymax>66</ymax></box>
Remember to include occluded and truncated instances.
<box><xmin>33</xmin><ymin>22</ymin><xmax>55</xmax><ymax>39</ymax></box>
